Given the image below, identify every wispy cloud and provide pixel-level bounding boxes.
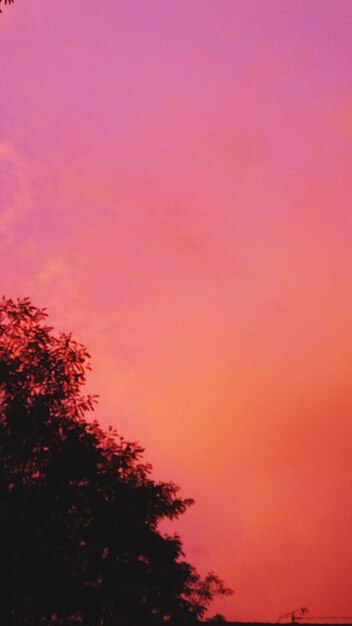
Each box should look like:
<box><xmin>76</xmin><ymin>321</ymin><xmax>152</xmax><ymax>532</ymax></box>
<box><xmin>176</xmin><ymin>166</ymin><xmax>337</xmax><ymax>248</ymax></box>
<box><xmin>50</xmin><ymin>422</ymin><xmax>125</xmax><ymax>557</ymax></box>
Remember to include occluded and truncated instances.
<box><xmin>0</xmin><ymin>140</ymin><xmax>34</xmax><ymax>244</ymax></box>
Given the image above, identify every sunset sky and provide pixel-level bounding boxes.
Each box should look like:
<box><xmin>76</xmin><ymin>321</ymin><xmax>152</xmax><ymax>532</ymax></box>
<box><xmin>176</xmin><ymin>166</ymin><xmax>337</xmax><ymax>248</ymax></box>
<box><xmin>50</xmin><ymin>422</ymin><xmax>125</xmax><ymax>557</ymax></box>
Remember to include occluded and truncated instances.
<box><xmin>1</xmin><ymin>0</ymin><xmax>352</xmax><ymax>620</ymax></box>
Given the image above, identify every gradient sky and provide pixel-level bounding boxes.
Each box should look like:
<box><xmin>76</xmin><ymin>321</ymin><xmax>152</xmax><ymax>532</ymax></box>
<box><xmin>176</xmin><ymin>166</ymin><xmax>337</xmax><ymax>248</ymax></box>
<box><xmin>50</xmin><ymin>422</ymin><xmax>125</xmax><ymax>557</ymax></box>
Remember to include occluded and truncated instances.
<box><xmin>1</xmin><ymin>0</ymin><xmax>352</xmax><ymax>620</ymax></box>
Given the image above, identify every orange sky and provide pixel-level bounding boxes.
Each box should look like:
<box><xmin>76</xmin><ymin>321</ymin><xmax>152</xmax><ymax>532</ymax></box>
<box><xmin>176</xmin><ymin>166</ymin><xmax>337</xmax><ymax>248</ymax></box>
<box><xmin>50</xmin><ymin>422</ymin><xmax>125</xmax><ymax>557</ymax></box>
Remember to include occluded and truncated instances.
<box><xmin>1</xmin><ymin>0</ymin><xmax>352</xmax><ymax>620</ymax></box>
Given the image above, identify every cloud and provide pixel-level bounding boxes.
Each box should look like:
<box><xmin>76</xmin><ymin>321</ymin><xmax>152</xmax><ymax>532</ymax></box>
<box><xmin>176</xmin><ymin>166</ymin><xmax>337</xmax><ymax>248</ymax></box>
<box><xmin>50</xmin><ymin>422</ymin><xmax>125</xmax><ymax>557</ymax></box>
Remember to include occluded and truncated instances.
<box><xmin>36</xmin><ymin>257</ymin><xmax>67</xmax><ymax>285</ymax></box>
<box><xmin>335</xmin><ymin>103</ymin><xmax>352</xmax><ymax>136</ymax></box>
<box><xmin>0</xmin><ymin>139</ymin><xmax>34</xmax><ymax>244</ymax></box>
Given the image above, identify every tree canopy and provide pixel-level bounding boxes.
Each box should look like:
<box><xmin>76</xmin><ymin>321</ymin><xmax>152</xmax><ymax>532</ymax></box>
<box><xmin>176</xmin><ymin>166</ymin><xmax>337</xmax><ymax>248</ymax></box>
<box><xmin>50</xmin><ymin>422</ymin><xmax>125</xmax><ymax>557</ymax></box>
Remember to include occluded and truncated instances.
<box><xmin>0</xmin><ymin>297</ymin><xmax>232</xmax><ymax>625</ymax></box>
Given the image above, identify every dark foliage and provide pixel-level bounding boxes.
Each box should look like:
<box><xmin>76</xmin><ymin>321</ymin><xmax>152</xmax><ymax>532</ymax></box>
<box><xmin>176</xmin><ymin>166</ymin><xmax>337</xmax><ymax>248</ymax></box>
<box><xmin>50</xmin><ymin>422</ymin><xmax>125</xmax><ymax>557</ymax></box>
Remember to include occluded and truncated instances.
<box><xmin>0</xmin><ymin>297</ymin><xmax>232</xmax><ymax>625</ymax></box>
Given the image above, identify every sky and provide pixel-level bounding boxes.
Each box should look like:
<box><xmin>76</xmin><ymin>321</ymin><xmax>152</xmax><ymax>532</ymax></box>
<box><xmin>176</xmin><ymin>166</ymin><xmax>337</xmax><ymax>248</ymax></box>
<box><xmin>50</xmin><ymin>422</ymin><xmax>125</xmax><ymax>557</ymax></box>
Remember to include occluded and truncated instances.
<box><xmin>1</xmin><ymin>0</ymin><xmax>352</xmax><ymax>621</ymax></box>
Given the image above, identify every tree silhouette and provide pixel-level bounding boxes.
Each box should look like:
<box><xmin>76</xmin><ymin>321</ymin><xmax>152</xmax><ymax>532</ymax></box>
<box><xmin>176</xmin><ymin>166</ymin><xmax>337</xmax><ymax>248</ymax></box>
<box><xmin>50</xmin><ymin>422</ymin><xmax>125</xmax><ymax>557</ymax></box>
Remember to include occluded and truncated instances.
<box><xmin>0</xmin><ymin>297</ymin><xmax>232</xmax><ymax>625</ymax></box>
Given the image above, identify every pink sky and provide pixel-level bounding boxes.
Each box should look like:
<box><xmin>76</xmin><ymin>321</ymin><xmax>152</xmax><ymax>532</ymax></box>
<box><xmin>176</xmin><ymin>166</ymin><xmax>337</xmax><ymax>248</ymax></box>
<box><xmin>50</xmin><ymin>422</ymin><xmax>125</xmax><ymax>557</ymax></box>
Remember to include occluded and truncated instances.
<box><xmin>1</xmin><ymin>0</ymin><xmax>352</xmax><ymax>620</ymax></box>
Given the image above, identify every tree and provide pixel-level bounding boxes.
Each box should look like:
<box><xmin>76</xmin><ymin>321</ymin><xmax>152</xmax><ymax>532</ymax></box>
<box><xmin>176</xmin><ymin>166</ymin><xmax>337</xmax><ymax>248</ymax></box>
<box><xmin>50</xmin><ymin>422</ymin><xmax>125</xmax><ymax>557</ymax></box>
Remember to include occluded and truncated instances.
<box><xmin>0</xmin><ymin>0</ymin><xmax>14</xmax><ymax>13</ymax></box>
<box><xmin>0</xmin><ymin>297</ymin><xmax>232</xmax><ymax>625</ymax></box>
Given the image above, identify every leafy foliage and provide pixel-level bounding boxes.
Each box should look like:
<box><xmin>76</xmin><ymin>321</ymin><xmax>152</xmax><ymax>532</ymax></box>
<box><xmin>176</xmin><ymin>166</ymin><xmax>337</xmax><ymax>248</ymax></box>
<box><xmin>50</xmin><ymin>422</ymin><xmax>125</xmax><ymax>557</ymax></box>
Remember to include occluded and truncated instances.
<box><xmin>0</xmin><ymin>297</ymin><xmax>232</xmax><ymax>625</ymax></box>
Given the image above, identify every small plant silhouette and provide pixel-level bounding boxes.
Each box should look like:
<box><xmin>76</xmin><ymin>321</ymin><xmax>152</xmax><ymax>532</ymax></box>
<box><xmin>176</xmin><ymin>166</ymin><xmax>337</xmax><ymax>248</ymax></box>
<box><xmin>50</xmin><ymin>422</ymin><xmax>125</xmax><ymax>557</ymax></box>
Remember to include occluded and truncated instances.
<box><xmin>277</xmin><ymin>607</ymin><xmax>309</xmax><ymax>623</ymax></box>
<box><xmin>0</xmin><ymin>0</ymin><xmax>14</xmax><ymax>13</ymax></box>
